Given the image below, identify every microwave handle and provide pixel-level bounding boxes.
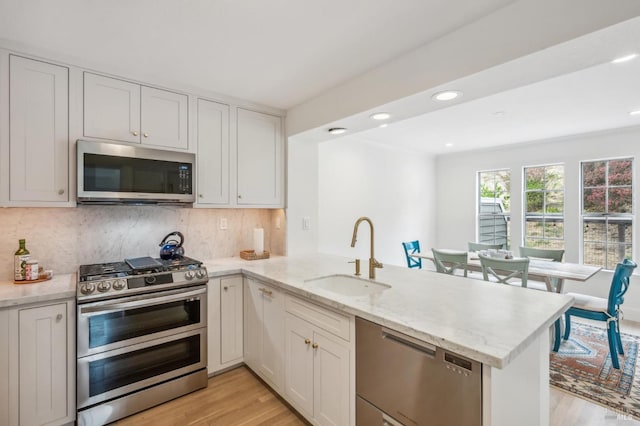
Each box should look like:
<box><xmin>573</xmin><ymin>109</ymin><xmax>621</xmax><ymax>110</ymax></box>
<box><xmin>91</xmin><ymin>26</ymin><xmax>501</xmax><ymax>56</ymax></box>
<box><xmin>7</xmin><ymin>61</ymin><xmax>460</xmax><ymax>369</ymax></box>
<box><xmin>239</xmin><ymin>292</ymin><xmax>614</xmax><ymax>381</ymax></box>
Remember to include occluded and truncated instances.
<box><xmin>80</xmin><ymin>287</ymin><xmax>205</xmax><ymax>316</ymax></box>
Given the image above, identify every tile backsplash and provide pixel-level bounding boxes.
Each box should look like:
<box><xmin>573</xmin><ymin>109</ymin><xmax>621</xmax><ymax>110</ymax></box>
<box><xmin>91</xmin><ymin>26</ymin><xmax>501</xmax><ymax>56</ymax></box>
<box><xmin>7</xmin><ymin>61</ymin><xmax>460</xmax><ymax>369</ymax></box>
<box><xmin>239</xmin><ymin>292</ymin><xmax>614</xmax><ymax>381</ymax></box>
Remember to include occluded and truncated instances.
<box><xmin>1</xmin><ymin>206</ymin><xmax>286</xmax><ymax>280</ymax></box>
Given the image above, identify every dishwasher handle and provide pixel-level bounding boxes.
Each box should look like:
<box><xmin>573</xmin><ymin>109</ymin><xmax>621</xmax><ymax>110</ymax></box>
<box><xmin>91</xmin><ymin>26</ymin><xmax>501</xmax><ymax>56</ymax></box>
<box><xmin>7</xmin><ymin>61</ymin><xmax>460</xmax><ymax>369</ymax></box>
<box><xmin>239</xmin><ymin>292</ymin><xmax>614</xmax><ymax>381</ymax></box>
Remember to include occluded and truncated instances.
<box><xmin>382</xmin><ymin>327</ymin><xmax>436</xmax><ymax>358</ymax></box>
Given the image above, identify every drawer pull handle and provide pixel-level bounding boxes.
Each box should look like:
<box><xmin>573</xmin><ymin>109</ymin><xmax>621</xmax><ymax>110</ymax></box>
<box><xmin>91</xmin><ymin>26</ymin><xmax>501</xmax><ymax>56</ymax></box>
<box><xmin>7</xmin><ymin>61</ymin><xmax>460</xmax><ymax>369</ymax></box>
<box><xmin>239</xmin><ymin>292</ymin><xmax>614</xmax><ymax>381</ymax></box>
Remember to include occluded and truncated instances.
<box><xmin>312</xmin><ymin>342</ymin><xmax>318</xmax><ymax>349</ymax></box>
<box><xmin>56</xmin><ymin>314</ymin><xmax>63</xmax><ymax>322</ymax></box>
<box><xmin>258</xmin><ymin>287</ymin><xmax>273</xmax><ymax>297</ymax></box>
<box><xmin>304</xmin><ymin>338</ymin><xmax>311</xmax><ymax>345</ymax></box>
<box><xmin>132</xmin><ymin>131</ymin><xmax>139</xmax><ymax>136</ymax></box>
<box><xmin>143</xmin><ymin>132</ymin><xmax>149</xmax><ymax>138</ymax></box>
<box><xmin>223</xmin><ymin>286</ymin><xmax>228</xmax><ymax>291</ymax></box>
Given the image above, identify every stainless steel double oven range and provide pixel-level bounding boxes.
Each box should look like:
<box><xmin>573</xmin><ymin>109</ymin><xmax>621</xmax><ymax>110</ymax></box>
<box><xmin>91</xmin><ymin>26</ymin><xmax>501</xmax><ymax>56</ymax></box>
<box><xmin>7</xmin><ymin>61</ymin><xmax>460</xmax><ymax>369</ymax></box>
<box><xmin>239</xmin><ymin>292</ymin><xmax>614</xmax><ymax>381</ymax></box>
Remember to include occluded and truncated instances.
<box><xmin>76</xmin><ymin>256</ymin><xmax>208</xmax><ymax>425</ymax></box>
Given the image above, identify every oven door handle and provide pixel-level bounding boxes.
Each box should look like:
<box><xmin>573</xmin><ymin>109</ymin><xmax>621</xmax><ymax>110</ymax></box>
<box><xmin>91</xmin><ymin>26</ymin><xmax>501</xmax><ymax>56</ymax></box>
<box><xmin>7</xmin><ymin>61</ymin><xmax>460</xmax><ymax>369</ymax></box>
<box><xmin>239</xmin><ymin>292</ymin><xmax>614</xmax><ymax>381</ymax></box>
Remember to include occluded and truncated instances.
<box><xmin>79</xmin><ymin>287</ymin><xmax>206</xmax><ymax>316</ymax></box>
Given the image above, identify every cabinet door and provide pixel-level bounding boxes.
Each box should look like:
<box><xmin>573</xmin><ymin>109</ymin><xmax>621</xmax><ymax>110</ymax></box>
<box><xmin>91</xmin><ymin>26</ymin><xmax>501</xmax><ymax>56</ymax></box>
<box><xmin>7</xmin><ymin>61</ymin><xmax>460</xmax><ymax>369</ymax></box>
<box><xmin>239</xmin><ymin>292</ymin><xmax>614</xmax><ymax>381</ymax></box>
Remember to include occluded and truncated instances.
<box><xmin>220</xmin><ymin>276</ymin><xmax>243</xmax><ymax>364</ymax></box>
<box><xmin>0</xmin><ymin>309</ymin><xmax>8</xmax><ymax>426</ymax></box>
<box><xmin>9</xmin><ymin>55</ymin><xmax>69</xmax><ymax>202</ymax></box>
<box><xmin>197</xmin><ymin>99</ymin><xmax>229</xmax><ymax>204</ymax></box>
<box><xmin>84</xmin><ymin>72</ymin><xmax>141</xmax><ymax>143</ymax></box>
<box><xmin>236</xmin><ymin>108</ymin><xmax>283</xmax><ymax>206</ymax></box>
<box><xmin>207</xmin><ymin>278</ymin><xmax>221</xmax><ymax>375</ymax></box>
<box><xmin>284</xmin><ymin>313</ymin><xmax>314</xmax><ymax>418</ymax></box>
<box><xmin>258</xmin><ymin>283</ymin><xmax>284</xmax><ymax>391</ymax></box>
<box><xmin>314</xmin><ymin>330</ymin><xmax>350</xmax><ymax>426</ymax></box>
<box><xmin>141</xmin><ymin>86</ymin><xmax>188</xmax><ymax>150</ymax></box>
<box><xmin>19</xmin><ymin>303</ymin><xmax>68</xmax><ymax>426</ymax></box>
<box><xmin>243</xmin><ymin>278</ymin><xmax>262</xmax><ymax>371</ymax></box>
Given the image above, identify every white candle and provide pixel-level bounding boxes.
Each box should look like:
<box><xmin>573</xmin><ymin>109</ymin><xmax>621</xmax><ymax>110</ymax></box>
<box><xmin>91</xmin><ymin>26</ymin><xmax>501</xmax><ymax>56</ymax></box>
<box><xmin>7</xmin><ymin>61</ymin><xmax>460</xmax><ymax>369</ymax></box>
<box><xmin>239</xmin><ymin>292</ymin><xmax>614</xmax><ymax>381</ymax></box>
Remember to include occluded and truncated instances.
<box><xmin>253</xmin><ymin>227</ymin><xmax>264</xmax><ymax>254</ymax></box>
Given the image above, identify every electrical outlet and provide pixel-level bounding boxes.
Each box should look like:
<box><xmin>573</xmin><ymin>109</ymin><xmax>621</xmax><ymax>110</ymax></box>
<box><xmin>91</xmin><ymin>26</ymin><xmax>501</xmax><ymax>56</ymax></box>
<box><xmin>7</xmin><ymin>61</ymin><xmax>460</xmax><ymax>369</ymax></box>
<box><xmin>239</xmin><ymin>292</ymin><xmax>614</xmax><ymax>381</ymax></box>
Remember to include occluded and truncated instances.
<box><xmin>220</xmin><ymin>218</ymin><xmax>228</xmax><ymax>230</ymax></box>
<box><xmin>302</xmin><ymin>216</ymin><xmax>311</xmax><ymax>230</ymax></box>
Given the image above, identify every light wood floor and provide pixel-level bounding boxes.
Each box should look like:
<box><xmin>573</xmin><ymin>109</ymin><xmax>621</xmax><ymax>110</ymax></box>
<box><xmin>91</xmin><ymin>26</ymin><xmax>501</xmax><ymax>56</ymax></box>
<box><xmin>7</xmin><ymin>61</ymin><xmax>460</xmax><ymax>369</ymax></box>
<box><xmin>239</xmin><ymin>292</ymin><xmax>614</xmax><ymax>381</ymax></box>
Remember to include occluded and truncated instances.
<box><xmin>115</xmin><ymin>320</ymin><xmax>640</xmax><ymax>426</ymax></box>
<box><xmin>114</xmin><ymin>367</ymin><xmax>307</xmax><ymax>426</ymax></box>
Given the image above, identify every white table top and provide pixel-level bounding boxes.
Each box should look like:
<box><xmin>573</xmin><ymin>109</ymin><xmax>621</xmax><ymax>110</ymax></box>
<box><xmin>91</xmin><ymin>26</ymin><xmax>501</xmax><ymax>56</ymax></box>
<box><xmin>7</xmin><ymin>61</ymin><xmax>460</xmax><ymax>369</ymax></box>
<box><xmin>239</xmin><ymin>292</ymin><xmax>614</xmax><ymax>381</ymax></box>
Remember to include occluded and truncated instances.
<box><xmin>412</xmin><ymin>251</ymin><xmax>602</xmax><ymax>282</ymax></box>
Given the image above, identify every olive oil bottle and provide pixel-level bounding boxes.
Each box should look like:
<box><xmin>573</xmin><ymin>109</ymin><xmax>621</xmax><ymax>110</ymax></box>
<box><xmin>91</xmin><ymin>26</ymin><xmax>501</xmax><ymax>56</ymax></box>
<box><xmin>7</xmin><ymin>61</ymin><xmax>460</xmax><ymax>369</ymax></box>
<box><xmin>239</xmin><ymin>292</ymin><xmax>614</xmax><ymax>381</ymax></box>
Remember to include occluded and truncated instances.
<box><xmin>14</xmin><ymin>239</ymin><xmax>30</xmax><ymax>281</ymax></box>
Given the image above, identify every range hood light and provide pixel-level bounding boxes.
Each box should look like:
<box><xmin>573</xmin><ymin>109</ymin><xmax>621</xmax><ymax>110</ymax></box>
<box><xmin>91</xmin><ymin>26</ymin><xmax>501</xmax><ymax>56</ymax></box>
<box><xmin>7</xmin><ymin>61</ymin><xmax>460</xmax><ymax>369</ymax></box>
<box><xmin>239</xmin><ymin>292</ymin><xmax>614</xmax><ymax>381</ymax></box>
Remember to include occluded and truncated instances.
<box><xmin>328</xmin><ymin>127</ymin><xmax>347</xmax><ymax>135</ymax></box>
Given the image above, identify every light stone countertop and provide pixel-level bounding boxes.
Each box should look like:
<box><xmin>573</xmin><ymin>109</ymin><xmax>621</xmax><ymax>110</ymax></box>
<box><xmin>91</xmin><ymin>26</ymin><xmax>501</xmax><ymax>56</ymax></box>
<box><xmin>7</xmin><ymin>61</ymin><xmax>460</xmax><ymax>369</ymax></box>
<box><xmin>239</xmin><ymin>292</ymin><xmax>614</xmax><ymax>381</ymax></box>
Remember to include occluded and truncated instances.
<box><xmin>205</xmin><ymin>253</ymin><xmax>573</xmax><ymax>369</ymax></box>
<box><xmin>0</xmin><ymin>273</ymin><xmax>76</xmax><ymax>308</ymax></box>
<box><xmin>0</xmin><ymin>253</ymin><xmax>573</xmax><ymax>369</ymax></box>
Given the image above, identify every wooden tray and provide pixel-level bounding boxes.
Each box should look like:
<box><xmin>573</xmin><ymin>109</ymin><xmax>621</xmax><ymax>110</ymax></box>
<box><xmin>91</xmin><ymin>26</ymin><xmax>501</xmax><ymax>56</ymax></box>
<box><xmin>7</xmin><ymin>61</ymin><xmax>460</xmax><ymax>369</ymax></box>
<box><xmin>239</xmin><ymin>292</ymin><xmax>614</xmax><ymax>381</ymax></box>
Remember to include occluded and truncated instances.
<box><xmin>14</xmin><ymin>277</ymin><xmax>52</xmax><ymax>285</ymax></box>
<box><xmin>240</xmin><ymin>250</ymin><xmax>270</xmax><ymax>260</ymax></box>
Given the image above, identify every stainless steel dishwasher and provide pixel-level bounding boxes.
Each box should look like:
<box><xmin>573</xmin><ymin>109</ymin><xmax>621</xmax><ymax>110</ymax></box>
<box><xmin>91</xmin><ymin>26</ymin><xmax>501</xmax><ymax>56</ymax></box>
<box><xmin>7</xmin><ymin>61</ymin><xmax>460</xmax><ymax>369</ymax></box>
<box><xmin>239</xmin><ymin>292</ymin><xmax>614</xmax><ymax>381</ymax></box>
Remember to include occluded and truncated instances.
<box><xmin>356</xmin><ymin>317</ymin><xmax>482</xmax><ymax>426</ymax></box>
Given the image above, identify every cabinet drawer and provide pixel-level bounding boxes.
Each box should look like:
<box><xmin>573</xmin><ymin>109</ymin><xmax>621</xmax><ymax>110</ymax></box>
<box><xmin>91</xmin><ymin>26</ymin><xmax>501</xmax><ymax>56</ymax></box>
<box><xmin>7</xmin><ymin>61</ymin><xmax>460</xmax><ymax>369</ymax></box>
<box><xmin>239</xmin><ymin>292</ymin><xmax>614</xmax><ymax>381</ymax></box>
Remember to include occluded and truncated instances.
<box><xmin>285</xmin><ymin>295</ymin><xmax>350</xmax><ymax>341</ymax></box>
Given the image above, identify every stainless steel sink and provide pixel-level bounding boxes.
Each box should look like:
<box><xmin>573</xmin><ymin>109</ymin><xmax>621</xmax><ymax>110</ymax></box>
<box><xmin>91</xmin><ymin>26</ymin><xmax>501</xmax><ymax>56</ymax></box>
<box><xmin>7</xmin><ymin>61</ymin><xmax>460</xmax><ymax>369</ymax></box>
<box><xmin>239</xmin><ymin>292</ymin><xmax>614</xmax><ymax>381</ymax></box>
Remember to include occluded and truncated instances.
<box><xmin>304</xmin><ymin>274</ymin><xmax>391</xmax><ymax>296</ymax></box>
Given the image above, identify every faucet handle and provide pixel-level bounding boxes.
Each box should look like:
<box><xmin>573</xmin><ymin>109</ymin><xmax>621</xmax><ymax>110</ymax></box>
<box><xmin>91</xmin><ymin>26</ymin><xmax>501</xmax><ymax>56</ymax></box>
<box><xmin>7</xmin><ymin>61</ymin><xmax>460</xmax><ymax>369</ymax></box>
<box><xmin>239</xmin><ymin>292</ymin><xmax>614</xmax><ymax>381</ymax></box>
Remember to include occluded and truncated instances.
<box><xmin>348</xmin><ymin>259</ymin><xmax>361</xmax><ymax>276</ymax></box>
<box><xmin>372</xmin><ymin>258</ymin><xmax>383</xmax><ymax>269</ymax></box>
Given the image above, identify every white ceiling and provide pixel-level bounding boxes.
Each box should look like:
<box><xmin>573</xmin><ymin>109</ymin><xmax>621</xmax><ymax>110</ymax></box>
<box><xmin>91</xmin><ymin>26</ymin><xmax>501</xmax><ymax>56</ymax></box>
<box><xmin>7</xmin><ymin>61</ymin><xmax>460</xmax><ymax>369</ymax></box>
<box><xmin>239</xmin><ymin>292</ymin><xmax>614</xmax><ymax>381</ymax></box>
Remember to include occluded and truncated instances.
<box><xmin>345</xmin><ymin>17</ymin><xmax>640</xmax><ymax>154</ymax></box>
<box><xmin>2</xmin><ymin>1</ymin><xmax>639</xmax><ymax>154</ymax></box>
<box><xmin>0</xmin><ymin>0</ymin><xmax>513</xmax><ymax>110</ymax></box>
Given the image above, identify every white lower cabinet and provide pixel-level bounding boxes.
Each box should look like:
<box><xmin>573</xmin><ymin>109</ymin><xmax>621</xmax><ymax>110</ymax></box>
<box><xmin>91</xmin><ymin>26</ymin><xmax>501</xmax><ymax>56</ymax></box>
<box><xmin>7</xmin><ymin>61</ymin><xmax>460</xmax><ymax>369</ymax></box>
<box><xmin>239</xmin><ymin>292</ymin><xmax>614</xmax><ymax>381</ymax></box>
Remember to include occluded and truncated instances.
<box><xmin>207</xmin><ymin>275</ymin><xmax>244</xmax><ymax>374</ymax></box>
<box><xmin>284</xmin><ymin>297</ymin><xmax>352</xmax><ymax>426</ymax></box>
<box><xmin>243</xmin><ymin>277</ymin><xmax>284</xmax><ymax>391</ymax></box>
<box><xmin>0</xmin><ymin>299</ymin><xmax>75</xmax><ymax>426</ymax></box>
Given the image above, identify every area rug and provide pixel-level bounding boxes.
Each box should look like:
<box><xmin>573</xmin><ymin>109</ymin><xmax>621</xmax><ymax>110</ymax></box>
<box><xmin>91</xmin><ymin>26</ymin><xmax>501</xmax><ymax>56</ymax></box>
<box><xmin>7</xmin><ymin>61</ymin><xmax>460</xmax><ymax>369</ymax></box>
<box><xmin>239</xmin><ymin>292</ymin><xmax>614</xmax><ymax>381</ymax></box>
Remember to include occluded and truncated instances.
<box><xmin>550</xmin><ymin>321</ymin><xmax>640</xmax><ymax>419</ymax></box>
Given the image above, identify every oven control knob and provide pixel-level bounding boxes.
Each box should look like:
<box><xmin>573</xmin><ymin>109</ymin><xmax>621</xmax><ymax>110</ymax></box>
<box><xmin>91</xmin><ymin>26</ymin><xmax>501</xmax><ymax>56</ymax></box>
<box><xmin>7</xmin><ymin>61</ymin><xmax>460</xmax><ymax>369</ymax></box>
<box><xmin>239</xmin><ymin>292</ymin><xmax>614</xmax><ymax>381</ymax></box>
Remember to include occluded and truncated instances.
<box><xmin>185</xmin><ymin>270</ymin><xmax>195</xmax><ymax>280</ymax></box>
<box><xmin>97</xmin><ymin>280</ymin><xmax>112</xmax><ymax>292</ymax></box>
<box><xmin>80</xmin><ymin>283</ymin><xmax>95</xmax><ymax>295</ymax></box>
<box><xmin>195</xmin><ymin>269</ymin><xmax>206</xmax><ymax>279</ymax></box>
<box><xmin>112</xmin><ymin>279</ymin><xmax>126</xmax><ymax>290</ymax></box>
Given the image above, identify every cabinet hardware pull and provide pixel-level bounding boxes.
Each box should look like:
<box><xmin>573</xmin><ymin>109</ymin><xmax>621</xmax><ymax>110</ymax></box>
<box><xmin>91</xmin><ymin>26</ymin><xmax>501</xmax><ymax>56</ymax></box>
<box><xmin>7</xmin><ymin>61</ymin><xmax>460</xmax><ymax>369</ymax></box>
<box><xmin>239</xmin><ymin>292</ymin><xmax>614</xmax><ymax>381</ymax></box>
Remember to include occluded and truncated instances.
<box><xmin>143</xmin><ymin>132</ymin><xmax>149</xmax><ymax>138</ymax></box>
<box><xmin>238</xmin><ymin>195</ymin><xmax>242</xmax><ymax>199</ymax></box>
<box><xmin>312</xmin><ymin>343</ymin><xmax>318</xmax><ymax>349</ymax></box>
<box><xmin>258</xmin><ymin>287</ymin><xmax>273</xmax><ymax>296</ymax></box>
<box><xmin>132</xmin><ymin>131</ymin><xmax>139</xmax><ymax>136</ymax></box>
<box><xmin>223</xmin><ymin>286</ymin><xmax>228</xmax><ymax>291</ymax></box>
<box><xmin>304</xmin><ymin>338</ymin><xmax>311</xmax><ymax>345</ymax></box>
<box><xmin>58</xmin><ymin>189</ymin><xmax>65</xmax><ymax>195</ymax></box>
<box><xmin>56</xmin><ymin>314</ymin><xmax>63</xmax><ymax>322</ymax></box>
<box><xmin>199</xmin><ymin>194</ymin><xmax>203</xmax><ymax>198</ymax></box>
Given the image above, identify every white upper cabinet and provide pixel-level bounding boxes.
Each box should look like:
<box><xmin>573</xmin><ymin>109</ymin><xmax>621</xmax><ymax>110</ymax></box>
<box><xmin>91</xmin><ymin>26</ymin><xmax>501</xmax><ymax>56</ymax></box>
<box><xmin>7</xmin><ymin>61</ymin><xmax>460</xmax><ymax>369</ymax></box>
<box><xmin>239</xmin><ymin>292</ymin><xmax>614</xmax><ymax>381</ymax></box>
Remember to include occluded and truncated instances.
<box><xmin>236</xmin><ymin>108</ymin><xmax>283</xmax><ymax>206</ymax></box>
<box><xmin>84</xmin><ymin>72</ymin><xmax>188</xmax><ymax>150</ymax></box>
<box><xmin>9</xmin><ymin>55</ymin><xmax>69</xmax><ymax>203</ymax></box>
<box><xmin>83</xmin><ymin>72</ymin><xmax>140</xmax><ymax>144</ymax></box>
<box><xmin>141</xmin><ymin>86</ymin><xmax>188</xmax><ymax>150</ymax></box>
<box><xmin>197</xmin><ymin>99</ymin><xmax>229</xmax><ymax>205</ymax></box>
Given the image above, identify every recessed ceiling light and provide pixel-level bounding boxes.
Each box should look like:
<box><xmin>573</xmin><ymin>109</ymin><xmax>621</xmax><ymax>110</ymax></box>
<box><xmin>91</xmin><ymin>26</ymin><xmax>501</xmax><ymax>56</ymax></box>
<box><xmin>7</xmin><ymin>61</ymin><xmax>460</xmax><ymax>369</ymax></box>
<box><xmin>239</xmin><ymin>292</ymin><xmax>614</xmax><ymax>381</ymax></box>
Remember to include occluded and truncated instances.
<box><xmin>328</xmin><ymin>127</ymin><xmax>347</xmax><ymax>135</ymax></box>
<box><xmin>445</xmin><ymin>143</ymin><xmax>454</xmax><ymax>147</ymax></box>
<box><xmin>611</xmin><ymin>54</ymin><xmax>638</xmax><ymax>64</ymax></box>
<box><xmin>378</xmin><ymin>123</ymin><xmax>388</xmax><ymax>128</ymax></box>
<box><xmin>492</xmin><ymin>111</ymin><xmax>506</xmax><ymax>116</ymax></box>
<box><xmin>370</xmin><ymin>112</ymin><xmax>391</xmax><ymax>120</ymax></box>
<box><xmin>630</xmin><ymin>110</ymin><xmax>640</xmax><ymax>116</ymax></box>
<box><xmin>432</xmin><ymin>90</ymin><xmax>462</xmax><ymax>101</ymax></box>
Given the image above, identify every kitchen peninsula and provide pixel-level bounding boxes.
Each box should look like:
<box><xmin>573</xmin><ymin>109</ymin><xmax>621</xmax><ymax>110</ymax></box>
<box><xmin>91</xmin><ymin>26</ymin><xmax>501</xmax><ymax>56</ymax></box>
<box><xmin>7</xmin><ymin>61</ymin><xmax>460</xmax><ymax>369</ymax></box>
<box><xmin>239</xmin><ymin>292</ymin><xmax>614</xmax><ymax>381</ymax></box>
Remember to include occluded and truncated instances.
<box><xmin>0</xmin><ymin>254</ymin><xmax>570</xmax><ymax>426</ymax></box>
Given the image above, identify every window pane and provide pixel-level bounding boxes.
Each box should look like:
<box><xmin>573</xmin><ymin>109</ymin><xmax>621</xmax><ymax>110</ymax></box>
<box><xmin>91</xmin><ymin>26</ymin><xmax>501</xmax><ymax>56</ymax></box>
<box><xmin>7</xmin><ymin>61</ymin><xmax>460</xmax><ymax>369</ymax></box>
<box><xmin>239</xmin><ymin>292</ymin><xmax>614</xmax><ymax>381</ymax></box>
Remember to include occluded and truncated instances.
<box><xmin>526</xmin><ymin>192</ymin><xmax>543</xmax><ymax>213</ymax></box>
<box><xmin>583</xmin><ymin>188</ymin><xmax>606</xmax><ymax>213</ymax></box>
<box><xmin>583</xmin><ymin>161</ymin><xmax>606</xmax><ymax>186</ymax></box>
<box><xmin>608</xmin><ymin>187</ymin><xmax>632</xmax><ymax>213</ymax></box>
<box><xmin>546</xmin><ymin>165</ymin><xmax>564</xmax><ymax>190</ymax></box>
<box><xmin>544</xmin><ymin>221</ymin><xmax>563</xmax><ymax>239</ymax></box>
<box><xmin>525</xmin><ymin>220</ymin><xmax>543</xmax><ymax>239</ymax></box>
<box><xmin>526</xmin><ymin>167</ymin><xmax>544</xmax><ymax>191</ymax></box>
<box><xmin>583</xmin><ymin>219</ymin><xmax>606</xmax><ymax>242</ymax></box>
<box><xmin>608</xmin><ymin>159</ymin><xmax>632</xmax><ymax>186</ymax></box>
<box><xmin>545</xmin><ymin>191</ymin><xmax>563</xmax><ymax>214</ymax></box>
<box><xmin>584</xmin><ymin>241</ymin><xmax>606</xmax><ymax>267</ymax></box>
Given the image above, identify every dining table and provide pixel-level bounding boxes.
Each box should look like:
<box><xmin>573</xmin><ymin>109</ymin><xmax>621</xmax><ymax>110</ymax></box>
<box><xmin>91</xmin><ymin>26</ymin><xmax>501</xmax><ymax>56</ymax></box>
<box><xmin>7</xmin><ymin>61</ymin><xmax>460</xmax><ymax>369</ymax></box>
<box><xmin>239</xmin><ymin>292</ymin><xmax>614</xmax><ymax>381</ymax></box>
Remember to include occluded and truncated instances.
<box><xmin>410</xmin><ymin>250</ymin><xmax>602</xmax><ymax>293</ymax></box>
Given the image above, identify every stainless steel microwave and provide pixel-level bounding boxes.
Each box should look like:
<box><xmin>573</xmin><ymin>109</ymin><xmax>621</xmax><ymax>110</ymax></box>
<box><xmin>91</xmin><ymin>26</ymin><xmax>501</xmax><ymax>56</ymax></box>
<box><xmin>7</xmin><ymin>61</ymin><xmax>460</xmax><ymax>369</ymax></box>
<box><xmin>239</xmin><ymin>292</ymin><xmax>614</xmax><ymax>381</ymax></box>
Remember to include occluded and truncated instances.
<box><xmin>77</xmin><ymin>140</ymin><xmax>195</xmax><ymax>205</ymax></box>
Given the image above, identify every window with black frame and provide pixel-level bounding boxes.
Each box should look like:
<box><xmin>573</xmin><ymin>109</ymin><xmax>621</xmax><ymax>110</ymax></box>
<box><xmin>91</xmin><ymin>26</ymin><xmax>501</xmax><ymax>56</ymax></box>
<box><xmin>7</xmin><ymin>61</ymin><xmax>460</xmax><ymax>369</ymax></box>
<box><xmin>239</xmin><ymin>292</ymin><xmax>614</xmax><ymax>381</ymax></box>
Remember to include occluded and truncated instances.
<box><xmin>581</xmin><ymin>158</ymin><xmax>633</xmax><ymax>269</ymax></box>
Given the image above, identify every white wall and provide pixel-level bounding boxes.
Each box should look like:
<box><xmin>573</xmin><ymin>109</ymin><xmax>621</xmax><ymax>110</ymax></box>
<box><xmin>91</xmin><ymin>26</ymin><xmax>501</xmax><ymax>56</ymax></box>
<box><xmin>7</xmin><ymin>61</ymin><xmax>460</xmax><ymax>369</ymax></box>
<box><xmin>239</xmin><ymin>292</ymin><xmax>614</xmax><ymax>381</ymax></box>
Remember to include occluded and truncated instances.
<box><xmin>317</xmin><ymin>136</ymin><xmax>435</xmax><ymax>267</ymax></box>
<box><xmin>435</xmin><ymin>125</ymin><xmax>640</xmax><ymax>320</ymax></box>
<box><xmin>286</xmin><ymin>139</ymin><xmax>319</xmax><ymax>255</ymax></box>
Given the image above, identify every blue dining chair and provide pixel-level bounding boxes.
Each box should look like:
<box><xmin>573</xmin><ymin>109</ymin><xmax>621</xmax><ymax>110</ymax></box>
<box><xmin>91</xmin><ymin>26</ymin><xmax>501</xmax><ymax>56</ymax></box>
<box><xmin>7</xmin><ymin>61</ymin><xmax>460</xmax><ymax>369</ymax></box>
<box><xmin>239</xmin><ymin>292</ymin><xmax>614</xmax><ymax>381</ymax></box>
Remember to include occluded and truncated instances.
<box><xmin>402</xmin><ymin>241</ymin><xmax>422</xmax><ymax>269</ymax></box>
<box><xmin>554</xmin><ymin>259</ymin><xmax>637</xmax><ymax>369</ymax></box>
